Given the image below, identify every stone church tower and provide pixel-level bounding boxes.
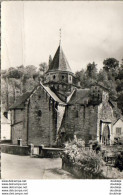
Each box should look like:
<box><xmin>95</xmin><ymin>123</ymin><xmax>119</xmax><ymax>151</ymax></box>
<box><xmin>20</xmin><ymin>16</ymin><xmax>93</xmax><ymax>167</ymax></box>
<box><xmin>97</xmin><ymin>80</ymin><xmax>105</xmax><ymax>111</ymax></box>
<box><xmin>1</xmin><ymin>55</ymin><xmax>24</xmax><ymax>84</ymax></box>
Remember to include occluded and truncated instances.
<box><xmin>43</xmin><ymin>44</ymin><xmax>79</xmax><ymax>100</ymax></box>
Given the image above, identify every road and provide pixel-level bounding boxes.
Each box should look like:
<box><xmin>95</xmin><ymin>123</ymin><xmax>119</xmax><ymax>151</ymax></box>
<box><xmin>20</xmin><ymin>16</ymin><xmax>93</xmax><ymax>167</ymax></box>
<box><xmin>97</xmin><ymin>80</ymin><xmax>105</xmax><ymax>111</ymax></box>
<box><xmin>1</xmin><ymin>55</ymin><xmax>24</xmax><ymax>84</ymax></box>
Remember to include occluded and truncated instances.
<box><xmin>1</xmin><ymin>153</ymin><xmax>75</xmax><ymax>179</ymax></box>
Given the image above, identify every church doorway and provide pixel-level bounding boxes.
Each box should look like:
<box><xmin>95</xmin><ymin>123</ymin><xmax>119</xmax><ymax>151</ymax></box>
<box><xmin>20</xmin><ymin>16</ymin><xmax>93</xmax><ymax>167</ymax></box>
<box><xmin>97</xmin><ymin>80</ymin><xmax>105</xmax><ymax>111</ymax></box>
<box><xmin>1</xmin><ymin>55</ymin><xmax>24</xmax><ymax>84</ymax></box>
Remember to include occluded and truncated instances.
<box><xmin>102</xmin><ymin>124</ymin><xmax>110</xmax><ymax>145</ymax></box>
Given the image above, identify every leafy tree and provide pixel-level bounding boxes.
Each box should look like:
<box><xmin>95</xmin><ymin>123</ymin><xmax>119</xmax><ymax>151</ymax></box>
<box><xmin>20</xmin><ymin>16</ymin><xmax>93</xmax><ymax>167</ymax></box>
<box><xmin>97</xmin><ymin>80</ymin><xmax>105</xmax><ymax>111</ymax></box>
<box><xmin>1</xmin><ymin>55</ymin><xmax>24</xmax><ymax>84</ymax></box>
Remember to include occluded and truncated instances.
<box><xmin>39</xmin><ymin>62</ymin><xmax>48</xmax><ymax>75</ymax></box>
<box><xmin>75</xmin><ymin>69</ymin><xmax>86</xmax><ymax>87</ymax></box>
<box><xmin>86</xmin><ymin>62</ymin><xmax>97</xmax><ymax>79</ymax></box>
<box><xmin>117</xmin><ymin>92</ymin><xmax>123</xmax><ymax>115</ymax></box>
<box><xmin>103</xmin><ymin>58</ymin><xmax>119</xmax><ymax>72</ymax></box>
<box><xmin>25</xmin><ymin>65</ymin><xmax>37</xmax><ymax>78</ymax></box>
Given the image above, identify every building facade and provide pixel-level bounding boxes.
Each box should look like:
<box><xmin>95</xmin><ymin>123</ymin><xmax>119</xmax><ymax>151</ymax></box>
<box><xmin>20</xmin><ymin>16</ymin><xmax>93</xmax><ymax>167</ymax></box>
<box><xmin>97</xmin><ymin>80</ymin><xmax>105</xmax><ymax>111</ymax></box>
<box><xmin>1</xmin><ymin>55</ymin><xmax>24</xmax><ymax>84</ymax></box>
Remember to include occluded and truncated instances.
<box><xmin>9</xmin><ymin>44</ymin><xmax>119</xmax><ymax>147</ymax></box>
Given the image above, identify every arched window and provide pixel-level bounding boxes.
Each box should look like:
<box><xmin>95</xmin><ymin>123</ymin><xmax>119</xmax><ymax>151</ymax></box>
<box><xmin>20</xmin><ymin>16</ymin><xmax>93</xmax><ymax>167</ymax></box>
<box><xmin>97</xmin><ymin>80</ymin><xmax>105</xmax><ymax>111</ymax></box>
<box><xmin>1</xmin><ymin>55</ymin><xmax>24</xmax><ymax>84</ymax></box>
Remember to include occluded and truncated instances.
<box><xmin>75</xmin><ymin>110</ymin><xmax>79</xmax><ymax>118</ymax></box>
<box><xmin>62</xmin><ymin>75</ymin><xmax>64</xmax><ymax>80</ymax></box>
<box><xmin>53</xmin><ymin>75</ymin><xmax>56</xmax><ymax>79</ymax></box>
<box><xmin>38</xmin><ymin>110</ymin><xmax>42</xmax><ymax>117</ymax></box>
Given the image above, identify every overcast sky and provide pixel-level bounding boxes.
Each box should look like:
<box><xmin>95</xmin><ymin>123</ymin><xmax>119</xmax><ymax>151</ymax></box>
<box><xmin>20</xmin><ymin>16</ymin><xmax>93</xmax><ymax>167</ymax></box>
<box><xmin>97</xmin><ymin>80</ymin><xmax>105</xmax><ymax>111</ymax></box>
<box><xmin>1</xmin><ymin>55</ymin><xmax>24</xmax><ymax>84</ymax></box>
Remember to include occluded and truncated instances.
<box><xmin>1</xmin><ymin>1</ymin><xmax>123</xmax><ymax>73</ymax></box>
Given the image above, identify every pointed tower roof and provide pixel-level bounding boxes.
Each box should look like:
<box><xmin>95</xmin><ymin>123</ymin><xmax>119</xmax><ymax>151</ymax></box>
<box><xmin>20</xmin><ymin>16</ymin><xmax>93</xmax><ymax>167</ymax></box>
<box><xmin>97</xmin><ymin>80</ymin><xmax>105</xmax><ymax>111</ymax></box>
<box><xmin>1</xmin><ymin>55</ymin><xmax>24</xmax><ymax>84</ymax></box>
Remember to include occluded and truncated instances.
<box><xmin>48</xmin><ymin>45</ymin><xmax>72</xmax><ymax>73</ymax></box>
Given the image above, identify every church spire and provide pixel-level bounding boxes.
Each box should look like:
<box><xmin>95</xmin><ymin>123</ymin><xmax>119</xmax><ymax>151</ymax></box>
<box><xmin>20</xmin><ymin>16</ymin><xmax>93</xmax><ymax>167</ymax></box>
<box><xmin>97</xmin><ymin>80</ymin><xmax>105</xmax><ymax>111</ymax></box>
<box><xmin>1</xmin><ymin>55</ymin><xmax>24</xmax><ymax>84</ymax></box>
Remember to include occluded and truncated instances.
<box><xmin>59</xmin><ymin>28</ymin><xmax>61</xmax><ymax>45</ymax></box>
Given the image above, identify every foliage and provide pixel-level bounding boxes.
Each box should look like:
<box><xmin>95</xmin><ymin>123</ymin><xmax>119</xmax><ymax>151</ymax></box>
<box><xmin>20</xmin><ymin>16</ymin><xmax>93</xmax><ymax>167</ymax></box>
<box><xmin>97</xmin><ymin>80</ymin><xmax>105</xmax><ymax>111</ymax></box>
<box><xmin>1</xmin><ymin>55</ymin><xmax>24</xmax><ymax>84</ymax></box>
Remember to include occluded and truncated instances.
<box><xmin>86</xmin><ymin>62</ymin><xmax>97</xmax><ymax>79</ymax></box>
<box><xmin>1</xmin><ymin>57</ymin><xmax>123</xmax><ymax>114</ymax></box>
<box><xmin>114</xmin><ymin>136</ymin><xmax>123</xmax><ymax>145</ymax></box>
<box><xmin>115</xmin><ymin>152</ymin><xmax>123</xmax><ymax>171</ymax></box>
<box><xmin>62</xmin><ymin>139</ymin><xmax>105</xmax><ymax>177</ymax></box>
<box><xmin>75</xmin><ymin>58</ymin><xmax>123</xmax><ymax>114</ymax></box>
<box><xmin>89</xmin><ymin>140</ymin><xmax>101</xmax><ymax>153</ymax></box>
<box><xmin>103</xmin><ymin>58</ymin><xmax>119</xmax><ymax>72</ymax></box>
<box><xmin>1</xmin><ymin>63</ymin><xmax>47</xmax><ymax>110</ymax></box>
<box><xmin>39</xmin><ymin>62</ymin><xmax>48</xmax><ymax>74</ymax></box>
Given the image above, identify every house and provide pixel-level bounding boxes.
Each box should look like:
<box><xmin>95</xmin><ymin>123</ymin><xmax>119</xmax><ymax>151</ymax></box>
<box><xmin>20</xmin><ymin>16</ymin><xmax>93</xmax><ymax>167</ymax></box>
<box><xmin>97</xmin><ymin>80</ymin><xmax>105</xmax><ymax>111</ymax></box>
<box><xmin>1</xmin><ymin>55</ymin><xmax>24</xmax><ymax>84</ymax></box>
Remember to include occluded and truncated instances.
<box><xmin>112</xmin><ymin>118</ymin><xmax>123</xmax><ymax>140</ymax></box>
<box><xmin>9</xmin><ymin>43</ymin><xmax>118</xmax><ymax>147</ymax></box>
<box><xmin>1</xmin><ymin>113</ymin><xmax>11</xmax><ymax>141</ymax></box>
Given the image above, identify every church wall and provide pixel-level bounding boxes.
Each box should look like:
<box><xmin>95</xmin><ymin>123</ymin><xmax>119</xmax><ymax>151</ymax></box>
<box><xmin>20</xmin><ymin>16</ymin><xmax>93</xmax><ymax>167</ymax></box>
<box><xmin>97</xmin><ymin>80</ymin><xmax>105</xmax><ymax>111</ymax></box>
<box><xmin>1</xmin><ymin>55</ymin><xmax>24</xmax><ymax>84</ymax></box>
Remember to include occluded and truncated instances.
<box><xmin>11</xmin><ymin>108</ymin><xmax>28</xmax><ymax>145</ymax></box>
<box><xmin>28</xmin><ymin>86</ymin><xmax>57</xmax><ymax>147</ymax></box>
<box><xmin>11</xmin><ymin>122</ymin><xmax>23</xmax><ymax>145</ymax></box>
<box><xmin>97</xmin><ymin>91</ymin><xmax>115</xmax><ymax>144</ymax></box>
<box><xmin>11</xmin><ymin>86</ymin><xmax>57</xmax><ymax>147</ymax></box>
<box><xmin>14</xmin><ymin>109</ymin><xmax>23</xmax><ymax>124</ymax></box>
<box><xmin>61</xmin><ymin>105</ymin><xmax>98</xmax><ymax>143</ymax></box>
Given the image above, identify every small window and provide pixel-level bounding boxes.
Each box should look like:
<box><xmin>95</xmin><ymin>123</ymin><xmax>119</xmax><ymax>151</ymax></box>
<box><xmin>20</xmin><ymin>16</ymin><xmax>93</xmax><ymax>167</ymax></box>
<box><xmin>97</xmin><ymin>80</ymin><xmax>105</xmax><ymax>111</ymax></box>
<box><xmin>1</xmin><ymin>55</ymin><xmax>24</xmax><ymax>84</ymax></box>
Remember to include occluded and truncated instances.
<box><xmin>38</xmin><ymin>110</ymin><xmax>42</xmax><ymax>117</ymax></box>
<box><xmin>75</xmin><ymin>111</ymin><xmax>79</xmax><ymax>118</ymax></box>
<box><xmin>62</xmin><ymin>75</ymin><xmax>64</xmax><ymax>79</ymax></box>
<box><xmin>116</xmin><ymin>128</ymin><xmax>121</xmax><ymax>135</ymax></box>
<box><xmin>38</xmin><ymin>95</ymin><xmax>41</xmax><ymax>99</ymax></box>
<box><xmin>53</xmin><ymin>75</ymin><xmax>56</xmax><ymax>79</ymax></box>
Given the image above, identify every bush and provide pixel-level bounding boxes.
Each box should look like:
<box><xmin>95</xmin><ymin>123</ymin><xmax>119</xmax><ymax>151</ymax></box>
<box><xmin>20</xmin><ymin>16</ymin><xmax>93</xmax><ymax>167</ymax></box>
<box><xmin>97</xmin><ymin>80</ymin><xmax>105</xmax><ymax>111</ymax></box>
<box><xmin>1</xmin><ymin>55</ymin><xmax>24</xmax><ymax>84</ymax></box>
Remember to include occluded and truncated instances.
<box><xmin>61</xmin><ymin>139</ymin><xmax>105</xmax><ymax>177</ymax></box>
<box><xmin>89</xmin><ymin>140</ymin><xmax>101</xmax><ymax>153</ymax></box>
<box><xmin>115</xmin><ymin>152</ymin><xmax>123</xmax><ymax>171</ymax></box>
<box><xmin>114</xmin><ymin>137</ymin><xmax>123</xmax><ymax>145</ymax></box>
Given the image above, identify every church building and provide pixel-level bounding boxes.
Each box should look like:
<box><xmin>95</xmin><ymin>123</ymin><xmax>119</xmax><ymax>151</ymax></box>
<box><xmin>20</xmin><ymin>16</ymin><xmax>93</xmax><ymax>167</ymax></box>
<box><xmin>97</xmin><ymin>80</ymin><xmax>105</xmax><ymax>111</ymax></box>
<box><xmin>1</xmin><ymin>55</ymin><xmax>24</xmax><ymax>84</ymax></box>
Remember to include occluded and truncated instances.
<box><xmin>9</xmin><ymin>43</ymin><xmax>117</xmax><ymax>147</ymax></box>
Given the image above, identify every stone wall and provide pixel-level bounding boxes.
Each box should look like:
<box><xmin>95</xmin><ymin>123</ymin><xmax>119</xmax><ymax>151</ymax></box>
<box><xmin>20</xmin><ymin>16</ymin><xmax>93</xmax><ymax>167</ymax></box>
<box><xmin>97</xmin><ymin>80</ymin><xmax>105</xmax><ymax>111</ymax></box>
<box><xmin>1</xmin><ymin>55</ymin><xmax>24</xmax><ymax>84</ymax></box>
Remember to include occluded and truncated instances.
<box><xmin>1</xmin><ymin>144</ymin><xmax>29</xmax><ymax>155</ymax></box>
<box><xmin>28</xmin><ymin>86</ymin><xmax>57</xmax><ymax>147</ymax></box>
<box><xmin>11</xmin><ymin>122</ymin><xmax>23</xmax><ymax>145</ymax></box>
<box><xmin>61</xmin><ymin>90</ymin><xmax>116</xmax><ymax>144</ymax></box>
<box><xmin>11</xmin><ymin>108</ymin><xmax>28</xmax><ymax>146</ymax></box>
<box><xmin>97</xmin><ymin>91</ymin><xmax>116</xmax><ymax>144</ymax></box>
<box><xmin>14</xmin><ymin>109</ymin><xmax>23</xmax><ymax>124</ymax></box>
<box><xmin>11</xmin><ymin>86</ymin><xmax>58</xmax><ymax>147</ymax></box>
<box><xmin>61</xmin><ymin>105</ymin><xmax>98</xmax><ymax>143</ymax></box>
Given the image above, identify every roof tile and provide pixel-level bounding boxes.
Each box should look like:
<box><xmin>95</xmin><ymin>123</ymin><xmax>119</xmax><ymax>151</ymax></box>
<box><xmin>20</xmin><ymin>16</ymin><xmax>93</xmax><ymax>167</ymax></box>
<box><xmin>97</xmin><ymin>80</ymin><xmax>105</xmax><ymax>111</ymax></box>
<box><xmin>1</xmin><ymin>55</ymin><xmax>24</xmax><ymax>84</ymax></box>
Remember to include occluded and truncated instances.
<box><xmin>48</xmin><ymin>45</ymin><xmax>72</xmax><ymax>72</ymax></box>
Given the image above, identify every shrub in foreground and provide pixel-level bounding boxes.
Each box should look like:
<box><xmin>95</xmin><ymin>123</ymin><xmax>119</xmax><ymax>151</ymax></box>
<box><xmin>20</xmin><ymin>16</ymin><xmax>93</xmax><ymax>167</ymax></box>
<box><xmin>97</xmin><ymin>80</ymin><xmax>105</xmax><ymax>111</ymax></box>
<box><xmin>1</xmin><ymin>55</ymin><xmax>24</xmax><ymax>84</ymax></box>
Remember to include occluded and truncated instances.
<box><xmin>61</xmin><ymin>139</ymin><xmax>105</xmax><ymax>178</ymax></box>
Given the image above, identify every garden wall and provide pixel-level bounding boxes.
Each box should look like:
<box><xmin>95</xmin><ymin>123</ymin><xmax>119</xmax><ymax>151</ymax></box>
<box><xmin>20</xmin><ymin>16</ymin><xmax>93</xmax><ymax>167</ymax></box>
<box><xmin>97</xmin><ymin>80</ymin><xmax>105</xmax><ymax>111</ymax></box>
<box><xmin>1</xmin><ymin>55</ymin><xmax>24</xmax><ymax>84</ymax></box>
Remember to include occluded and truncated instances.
<box><xmin>39</xmin><ymin>145</ymin><xmax>64</xmax><ymax>158</ymax></box>
<box><xmin>1</xmin><ymin>144</ymin><xmax>29</xmax><ymax>155</ymax></box>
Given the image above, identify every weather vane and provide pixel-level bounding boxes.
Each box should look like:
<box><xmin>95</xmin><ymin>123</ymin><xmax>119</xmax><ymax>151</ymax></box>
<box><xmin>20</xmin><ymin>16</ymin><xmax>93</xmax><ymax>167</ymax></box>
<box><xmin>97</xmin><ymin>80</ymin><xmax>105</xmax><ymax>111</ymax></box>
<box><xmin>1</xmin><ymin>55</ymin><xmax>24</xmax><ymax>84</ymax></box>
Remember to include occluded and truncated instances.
<box><xmin>59</xmin><ymin>28</ymin><xmax>61</xmax><ymax>45</ymax></box>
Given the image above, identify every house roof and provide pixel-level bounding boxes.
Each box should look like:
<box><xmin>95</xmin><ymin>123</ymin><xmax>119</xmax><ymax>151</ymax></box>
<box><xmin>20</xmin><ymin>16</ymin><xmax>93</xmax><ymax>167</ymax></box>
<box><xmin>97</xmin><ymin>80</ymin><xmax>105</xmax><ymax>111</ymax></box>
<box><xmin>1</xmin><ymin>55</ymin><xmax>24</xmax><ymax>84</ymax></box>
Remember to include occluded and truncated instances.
<box><xmin>9</xmin><ymin>83</ymin><xmax>66</xmax><ymax>110</ymax></box>
<box><xmin>47</xmin><ymin>45</ymin><xmax>72</xmax><ymax>73</ymax></box>
<box><xmin>113</xmin><ymin>118</ymin><xmax>123</xmax><ymax>125</ymax></box>
<box><xmin>40</xmin><ymin>83</ymin><xmax>66</xmax><ymax>105</ymax></box>
<box><xmin>9</xmin><ymin>92</ymin><xmax>32</xmax><ymax>110</ymax></box>
<box><xmin>68</xmin><ymin>88</ymin><xmax>90</xmax><ymax>105</ymax></box>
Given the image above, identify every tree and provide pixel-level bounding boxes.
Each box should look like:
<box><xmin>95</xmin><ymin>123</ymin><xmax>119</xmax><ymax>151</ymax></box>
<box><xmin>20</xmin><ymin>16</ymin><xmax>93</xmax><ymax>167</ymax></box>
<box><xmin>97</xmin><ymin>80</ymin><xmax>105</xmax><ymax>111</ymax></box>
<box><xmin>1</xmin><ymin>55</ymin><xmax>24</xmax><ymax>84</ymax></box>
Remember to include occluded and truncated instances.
<box><xmin>25</xmin><ymin>65</ymin><xmax>37</xmax><ymax>78</ymax></box>
<box><xmin>39</xmin><ymin>62</ymin><xmax>48</xmax><ymax>75</ymax></box>
<box><xmin>86</xmin><ymin>62</ymin><xmax>97</xmax><ymax>79</ymax></box>
<box><xmin>7</xmin><ymin>67</ymin><xmax>22</xmax><ymax>79</ymax></box>
<box><xmin>75</xmin><ymin>69</ymin><xmax>86</xmax><ymax>87</ymax></box>
<box><xmin>97</xmin><ymin>69</ymin><xmax>108</xmax><ymax>83</ymax></box>
<box><xmin>103</xmin><ymin>58</ymin><xmax>119</xmax><ymax>72</ymax></box>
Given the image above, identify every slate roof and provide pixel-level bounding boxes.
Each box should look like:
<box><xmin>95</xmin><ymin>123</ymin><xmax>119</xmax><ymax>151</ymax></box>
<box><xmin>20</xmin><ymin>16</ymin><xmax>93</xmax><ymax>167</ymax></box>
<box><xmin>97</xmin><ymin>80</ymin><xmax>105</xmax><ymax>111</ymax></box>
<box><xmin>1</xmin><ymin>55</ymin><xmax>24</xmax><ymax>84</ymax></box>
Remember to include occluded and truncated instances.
<box><xmin>9</xmin><ymin>92</ymin><xmax>32</xmax><ymax>110</ymax></box>
<box><xmin>9</xmin><ymin>83</ymin><xmax>66</xmax><ymax>110</ymax></box>
<box><xmin>47</xmin><ymin>45</ymin><xmax>72</xmax><ymax>73</ymax></box>
<box><xmin>40</xmin><ymin>83</ymin><xmax>66</xmax><ymax>105</ymax></box>
<box><xmin>68</xmin><ymin>88</ymin><xmax>90</xmax><ymax>105</ymax></box>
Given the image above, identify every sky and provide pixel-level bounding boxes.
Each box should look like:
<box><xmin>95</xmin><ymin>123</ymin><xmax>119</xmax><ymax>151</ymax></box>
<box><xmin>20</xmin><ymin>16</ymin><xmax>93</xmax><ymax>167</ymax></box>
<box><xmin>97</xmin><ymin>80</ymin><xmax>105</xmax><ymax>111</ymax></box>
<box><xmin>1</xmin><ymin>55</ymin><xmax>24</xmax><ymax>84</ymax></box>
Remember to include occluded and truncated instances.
<box><xmin>1</xmin><ymin>1</ymin><xmax>123</xmax><ymax>73</ymax></box>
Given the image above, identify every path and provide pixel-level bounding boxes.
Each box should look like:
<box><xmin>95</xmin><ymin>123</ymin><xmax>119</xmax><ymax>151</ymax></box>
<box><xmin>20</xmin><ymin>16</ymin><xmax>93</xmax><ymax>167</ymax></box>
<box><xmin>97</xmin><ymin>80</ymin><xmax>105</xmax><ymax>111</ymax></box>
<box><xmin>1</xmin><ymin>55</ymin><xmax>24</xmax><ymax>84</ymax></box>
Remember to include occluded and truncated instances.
<box><xmin>1</xmin><ymin>153</ymin><xmax>75</xmax><ymax>179</ymax></box>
